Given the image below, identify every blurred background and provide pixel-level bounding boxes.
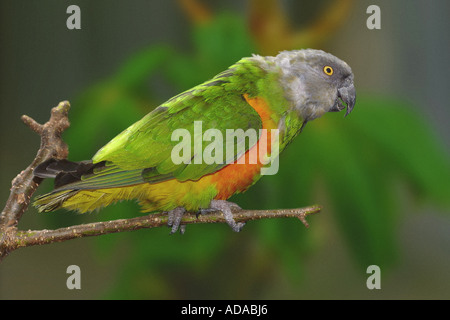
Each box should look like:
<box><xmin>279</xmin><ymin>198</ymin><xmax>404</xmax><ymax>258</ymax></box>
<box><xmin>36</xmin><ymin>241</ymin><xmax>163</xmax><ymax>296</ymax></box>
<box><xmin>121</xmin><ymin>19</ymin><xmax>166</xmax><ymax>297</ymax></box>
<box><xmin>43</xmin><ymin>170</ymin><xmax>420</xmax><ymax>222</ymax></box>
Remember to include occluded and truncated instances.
<box><xmin>1</xmin><ymin>0</ymin><xmax>449</xmax><ymax>299</ymax></box>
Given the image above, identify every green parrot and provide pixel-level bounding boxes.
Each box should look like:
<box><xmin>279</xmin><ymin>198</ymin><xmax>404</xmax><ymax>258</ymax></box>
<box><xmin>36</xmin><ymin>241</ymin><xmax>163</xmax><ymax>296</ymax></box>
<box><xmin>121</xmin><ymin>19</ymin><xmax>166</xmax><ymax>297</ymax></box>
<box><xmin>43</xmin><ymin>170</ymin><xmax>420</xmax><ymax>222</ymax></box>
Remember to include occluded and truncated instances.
<box><xmin>33</xmin><ymin>49</ymin><xmax>356</xmax><ymax>233</ymax></box>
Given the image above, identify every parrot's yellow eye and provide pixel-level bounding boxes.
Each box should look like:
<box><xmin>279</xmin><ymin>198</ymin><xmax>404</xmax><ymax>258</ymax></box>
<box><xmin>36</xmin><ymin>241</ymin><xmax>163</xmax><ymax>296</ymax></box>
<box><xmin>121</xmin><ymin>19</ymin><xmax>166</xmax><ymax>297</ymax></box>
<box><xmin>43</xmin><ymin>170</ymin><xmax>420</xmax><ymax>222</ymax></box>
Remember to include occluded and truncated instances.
<box><xmin>323</xmin><ymin>66</ymin><xmax>334</xmax><ymax>76</ymax></box>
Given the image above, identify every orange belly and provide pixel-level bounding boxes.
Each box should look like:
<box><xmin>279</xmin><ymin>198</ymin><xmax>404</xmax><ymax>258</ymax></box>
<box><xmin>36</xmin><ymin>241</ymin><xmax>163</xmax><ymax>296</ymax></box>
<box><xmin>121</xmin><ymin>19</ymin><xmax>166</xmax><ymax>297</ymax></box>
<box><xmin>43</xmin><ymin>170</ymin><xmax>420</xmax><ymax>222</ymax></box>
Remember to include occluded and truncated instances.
<box><xmin>211</xmin><ymin>94</ymin><xmax>277</xmax><ymax>198</ymax></box>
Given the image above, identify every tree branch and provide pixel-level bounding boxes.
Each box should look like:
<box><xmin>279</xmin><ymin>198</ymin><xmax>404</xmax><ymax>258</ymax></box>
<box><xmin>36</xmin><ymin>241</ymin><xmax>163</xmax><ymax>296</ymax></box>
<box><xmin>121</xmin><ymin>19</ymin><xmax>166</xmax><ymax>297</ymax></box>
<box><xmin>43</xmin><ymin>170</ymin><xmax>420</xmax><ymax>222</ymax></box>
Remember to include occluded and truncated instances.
<box><xmin>0</xmin><ymin>206</ymin><xmax>321</xmax><ymax>254</ymax></box>
<box><xmin>0</xmin><ymin>101</ymin><xmax>322</xmax><ymax>261</ymax></box>
<box><xmin>1</xmin><ymin>102</ymin><xmax>70</xmax><ymax>260</ymax></box>
<box><xmin>0</xmin><ymin>101</ymin><xmax>70</xmax><ymax>229</ymax></box>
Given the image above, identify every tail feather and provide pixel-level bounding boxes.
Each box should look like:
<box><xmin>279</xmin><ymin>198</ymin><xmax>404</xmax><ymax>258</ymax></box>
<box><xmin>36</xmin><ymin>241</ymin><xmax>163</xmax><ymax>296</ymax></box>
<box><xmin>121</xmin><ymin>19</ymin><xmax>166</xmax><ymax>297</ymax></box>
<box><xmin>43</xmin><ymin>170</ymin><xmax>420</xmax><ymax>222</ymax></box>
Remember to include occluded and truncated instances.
<box><xmin>32</xmin><ymin>159</ymin><xmax>150</xmax><ymax>213</ymax></box>
<box><xmin>34</xmin><ymin>184</ymin><xmax>152</xmax><ymax>213</ymax></box>
<box><xmin>34</xmin><ymin>159</ymin><xmax>106</xmax><ymax>189</ymax></box>
<box><xmin>34</xmin><ymin>190</ymin><xmax>79</xmax><ymax>213</ymax></box>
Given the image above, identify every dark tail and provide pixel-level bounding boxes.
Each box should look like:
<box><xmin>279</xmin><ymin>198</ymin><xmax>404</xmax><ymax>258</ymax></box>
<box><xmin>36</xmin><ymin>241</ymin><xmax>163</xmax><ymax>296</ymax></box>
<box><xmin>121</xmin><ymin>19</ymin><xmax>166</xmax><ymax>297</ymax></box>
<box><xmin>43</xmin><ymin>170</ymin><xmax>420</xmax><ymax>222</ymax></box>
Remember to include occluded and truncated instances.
<box><xmin>33</xmin><ymin>159</ymin><xmax>107</xmax><ymax>213</ymax></box>
<box><xmin>34</xmin><ymin>159</ymin><xmax>106</xmax><ymax>189</ymax></box>
<box><xmin>33</xmin><ymin>159</ymin><xmax>146</xmax><ymax>213</ymax></box>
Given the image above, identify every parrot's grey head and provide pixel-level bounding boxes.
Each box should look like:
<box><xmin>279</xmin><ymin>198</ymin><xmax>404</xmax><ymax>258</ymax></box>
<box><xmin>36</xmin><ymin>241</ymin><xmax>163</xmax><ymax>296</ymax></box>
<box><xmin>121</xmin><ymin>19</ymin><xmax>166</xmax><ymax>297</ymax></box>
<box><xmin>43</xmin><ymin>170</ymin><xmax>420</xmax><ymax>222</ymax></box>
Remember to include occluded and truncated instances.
<box><xmin>271</xmin><ymin>49</ymin><xmax>356</xmax><ymax>121</ymax></box>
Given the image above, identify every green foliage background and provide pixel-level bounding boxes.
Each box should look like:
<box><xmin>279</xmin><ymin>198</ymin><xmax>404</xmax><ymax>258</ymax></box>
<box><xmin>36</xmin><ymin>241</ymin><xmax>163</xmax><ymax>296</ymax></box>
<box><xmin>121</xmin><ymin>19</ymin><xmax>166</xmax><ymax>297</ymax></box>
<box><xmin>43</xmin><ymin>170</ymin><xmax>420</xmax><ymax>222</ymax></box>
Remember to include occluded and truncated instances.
<box><xmin>1</xmin><ymin>0</ymin><xmax>449</xmax><ymax>299</ymax></box>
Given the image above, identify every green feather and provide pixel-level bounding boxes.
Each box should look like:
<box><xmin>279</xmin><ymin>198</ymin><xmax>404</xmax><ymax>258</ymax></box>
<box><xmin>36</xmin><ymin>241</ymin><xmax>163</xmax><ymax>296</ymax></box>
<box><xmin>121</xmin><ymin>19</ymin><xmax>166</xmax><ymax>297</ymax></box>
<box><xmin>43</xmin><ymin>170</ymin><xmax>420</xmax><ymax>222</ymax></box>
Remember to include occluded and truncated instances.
<box><xmin>91</xmin><ymin>58</ymin><xmax>273</xmax><ymax>183</ymax></box>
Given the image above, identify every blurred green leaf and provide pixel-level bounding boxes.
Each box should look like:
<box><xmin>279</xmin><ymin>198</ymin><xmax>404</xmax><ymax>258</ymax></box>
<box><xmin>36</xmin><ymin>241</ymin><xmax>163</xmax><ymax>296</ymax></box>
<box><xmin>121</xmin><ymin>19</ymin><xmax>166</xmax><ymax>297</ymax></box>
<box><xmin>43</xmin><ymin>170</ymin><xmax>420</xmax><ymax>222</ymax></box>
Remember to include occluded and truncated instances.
<box><xmin>164</xmin><ymin>13</ymin><xmax>257</xmax><ymax>89</ymax></box>
<box><xmin>295</xmin><ymin>95</ymin><xmax>448</xmax><ymax>268</ymax></box>
<box><xmin>348</xmin><ymin>96</ymin><xmax>450</xmax><ymax>206</ymax></box>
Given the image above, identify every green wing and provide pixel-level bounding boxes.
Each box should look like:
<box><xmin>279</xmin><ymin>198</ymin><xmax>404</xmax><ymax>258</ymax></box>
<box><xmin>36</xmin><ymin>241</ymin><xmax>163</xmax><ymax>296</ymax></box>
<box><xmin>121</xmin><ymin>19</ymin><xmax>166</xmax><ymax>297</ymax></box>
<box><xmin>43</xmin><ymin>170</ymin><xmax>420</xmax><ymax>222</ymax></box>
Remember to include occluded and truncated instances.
<box><xmin>91</xmin><ymin>73</ymin><xmax>263</xmax><ymax>184</ymax></box>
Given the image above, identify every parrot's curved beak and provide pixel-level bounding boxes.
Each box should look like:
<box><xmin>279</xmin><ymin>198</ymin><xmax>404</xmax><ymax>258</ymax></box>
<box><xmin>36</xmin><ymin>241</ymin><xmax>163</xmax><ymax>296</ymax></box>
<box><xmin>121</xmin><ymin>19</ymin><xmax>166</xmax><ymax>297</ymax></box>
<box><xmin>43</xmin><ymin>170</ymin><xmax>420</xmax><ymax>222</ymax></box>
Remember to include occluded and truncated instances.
<box><xmin>339</xmin><ymin>82</ymin><xmax>356</xmax><ymax>117</ymax></box>
<box><xmin>331</xmin><ymin>78</ymin><xmax>356</xmax><ymax>117</ymax></box>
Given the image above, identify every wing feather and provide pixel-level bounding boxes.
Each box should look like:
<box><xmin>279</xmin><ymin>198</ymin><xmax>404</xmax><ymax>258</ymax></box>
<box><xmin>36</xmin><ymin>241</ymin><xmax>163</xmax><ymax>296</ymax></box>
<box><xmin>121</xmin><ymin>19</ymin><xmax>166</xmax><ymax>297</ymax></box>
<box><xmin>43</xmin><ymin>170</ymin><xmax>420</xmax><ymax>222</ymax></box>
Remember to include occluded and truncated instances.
<box><xmin>91</xmin><ymin>71</ymin><xmax>263</xmax><ymax>183</ymax></box>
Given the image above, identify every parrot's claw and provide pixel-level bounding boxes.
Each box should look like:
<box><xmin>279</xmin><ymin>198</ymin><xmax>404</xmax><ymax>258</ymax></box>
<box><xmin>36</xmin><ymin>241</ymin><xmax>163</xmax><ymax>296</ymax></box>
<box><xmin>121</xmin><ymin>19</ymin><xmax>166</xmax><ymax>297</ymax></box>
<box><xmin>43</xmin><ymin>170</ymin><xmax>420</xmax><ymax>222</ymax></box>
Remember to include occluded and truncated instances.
<box><xmin>208</xmin><ymin>200</ymin><xmax>245</xmax><ymax>232</ymax></box>
<box><xmin>169</xmin><ymin>201</ymin><xmax>244</xmax><ymax>233</ymax></box>
<box><xmin>167</xmin><ymin>207</ymin><xmax>186</xmax><ymax>234</ymax></box>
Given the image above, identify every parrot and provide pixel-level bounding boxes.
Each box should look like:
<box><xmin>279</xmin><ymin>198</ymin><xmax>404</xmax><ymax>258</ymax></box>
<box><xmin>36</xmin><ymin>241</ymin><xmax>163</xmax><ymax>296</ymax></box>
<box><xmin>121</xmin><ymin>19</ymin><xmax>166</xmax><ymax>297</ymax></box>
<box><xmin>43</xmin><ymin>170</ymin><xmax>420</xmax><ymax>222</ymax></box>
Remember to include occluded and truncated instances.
<box><xmin>33</xmin><ymin>49</ymin><xmax>356</xmax><ymax>233</ymax></box>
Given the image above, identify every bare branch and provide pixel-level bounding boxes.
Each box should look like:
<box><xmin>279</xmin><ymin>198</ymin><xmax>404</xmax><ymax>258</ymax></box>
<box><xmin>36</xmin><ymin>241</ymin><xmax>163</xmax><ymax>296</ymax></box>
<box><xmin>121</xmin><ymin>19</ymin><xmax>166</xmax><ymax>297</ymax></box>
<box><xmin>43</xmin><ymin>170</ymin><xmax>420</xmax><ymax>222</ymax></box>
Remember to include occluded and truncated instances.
<box><xmin>21</xmin><ymin>115</ymin><xmax>43</xmax><ymax>135</ymax></box>
<box><xmin>0</xmin><ymin>205</ymin><xmax>322</xmax><ymax>254</ymax></box>
<box><xmin>0</xmin><ymin>101</ymin><xmax>70</xmax><ymax>259</ymax></box>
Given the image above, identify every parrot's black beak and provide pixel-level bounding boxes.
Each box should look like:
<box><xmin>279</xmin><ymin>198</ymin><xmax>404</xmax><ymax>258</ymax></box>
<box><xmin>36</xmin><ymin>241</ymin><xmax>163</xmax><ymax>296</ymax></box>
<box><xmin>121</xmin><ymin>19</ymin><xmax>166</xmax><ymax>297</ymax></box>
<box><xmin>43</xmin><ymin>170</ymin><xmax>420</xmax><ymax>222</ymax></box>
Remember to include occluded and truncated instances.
<box><xmin>339</xmin><ymin>82</ymin><xmax>356</xmax><ymax>117</ymax></box>
<box><xmin>331</xmin><ymin>79</ymin><xmax>356</xmax><ymax>117</ymax></box>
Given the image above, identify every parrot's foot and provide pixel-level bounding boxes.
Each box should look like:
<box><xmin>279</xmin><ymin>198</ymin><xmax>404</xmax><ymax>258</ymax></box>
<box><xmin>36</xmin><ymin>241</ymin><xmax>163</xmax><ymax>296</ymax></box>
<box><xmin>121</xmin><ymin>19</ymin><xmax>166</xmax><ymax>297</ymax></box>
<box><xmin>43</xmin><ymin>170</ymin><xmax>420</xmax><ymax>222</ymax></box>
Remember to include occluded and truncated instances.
<box><xmin>167</xmin><ymin>207</ymin><xmax>186</xmax><ymax>235</ymax></box>
<box><xmin>208</xmin><ymin>200</ymin><xmax>245</xmax><ymax>232</ymax></box>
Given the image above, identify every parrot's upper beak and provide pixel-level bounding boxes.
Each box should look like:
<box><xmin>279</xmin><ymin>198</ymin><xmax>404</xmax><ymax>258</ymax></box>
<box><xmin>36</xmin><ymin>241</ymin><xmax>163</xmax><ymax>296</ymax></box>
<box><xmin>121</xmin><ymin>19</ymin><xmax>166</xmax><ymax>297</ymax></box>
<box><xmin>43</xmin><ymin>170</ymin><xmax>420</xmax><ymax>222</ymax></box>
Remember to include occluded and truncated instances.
<box><xmin>332</xmin><ymin>78</ymin><xmax>356</xmax><ymax>117</ymax></box>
